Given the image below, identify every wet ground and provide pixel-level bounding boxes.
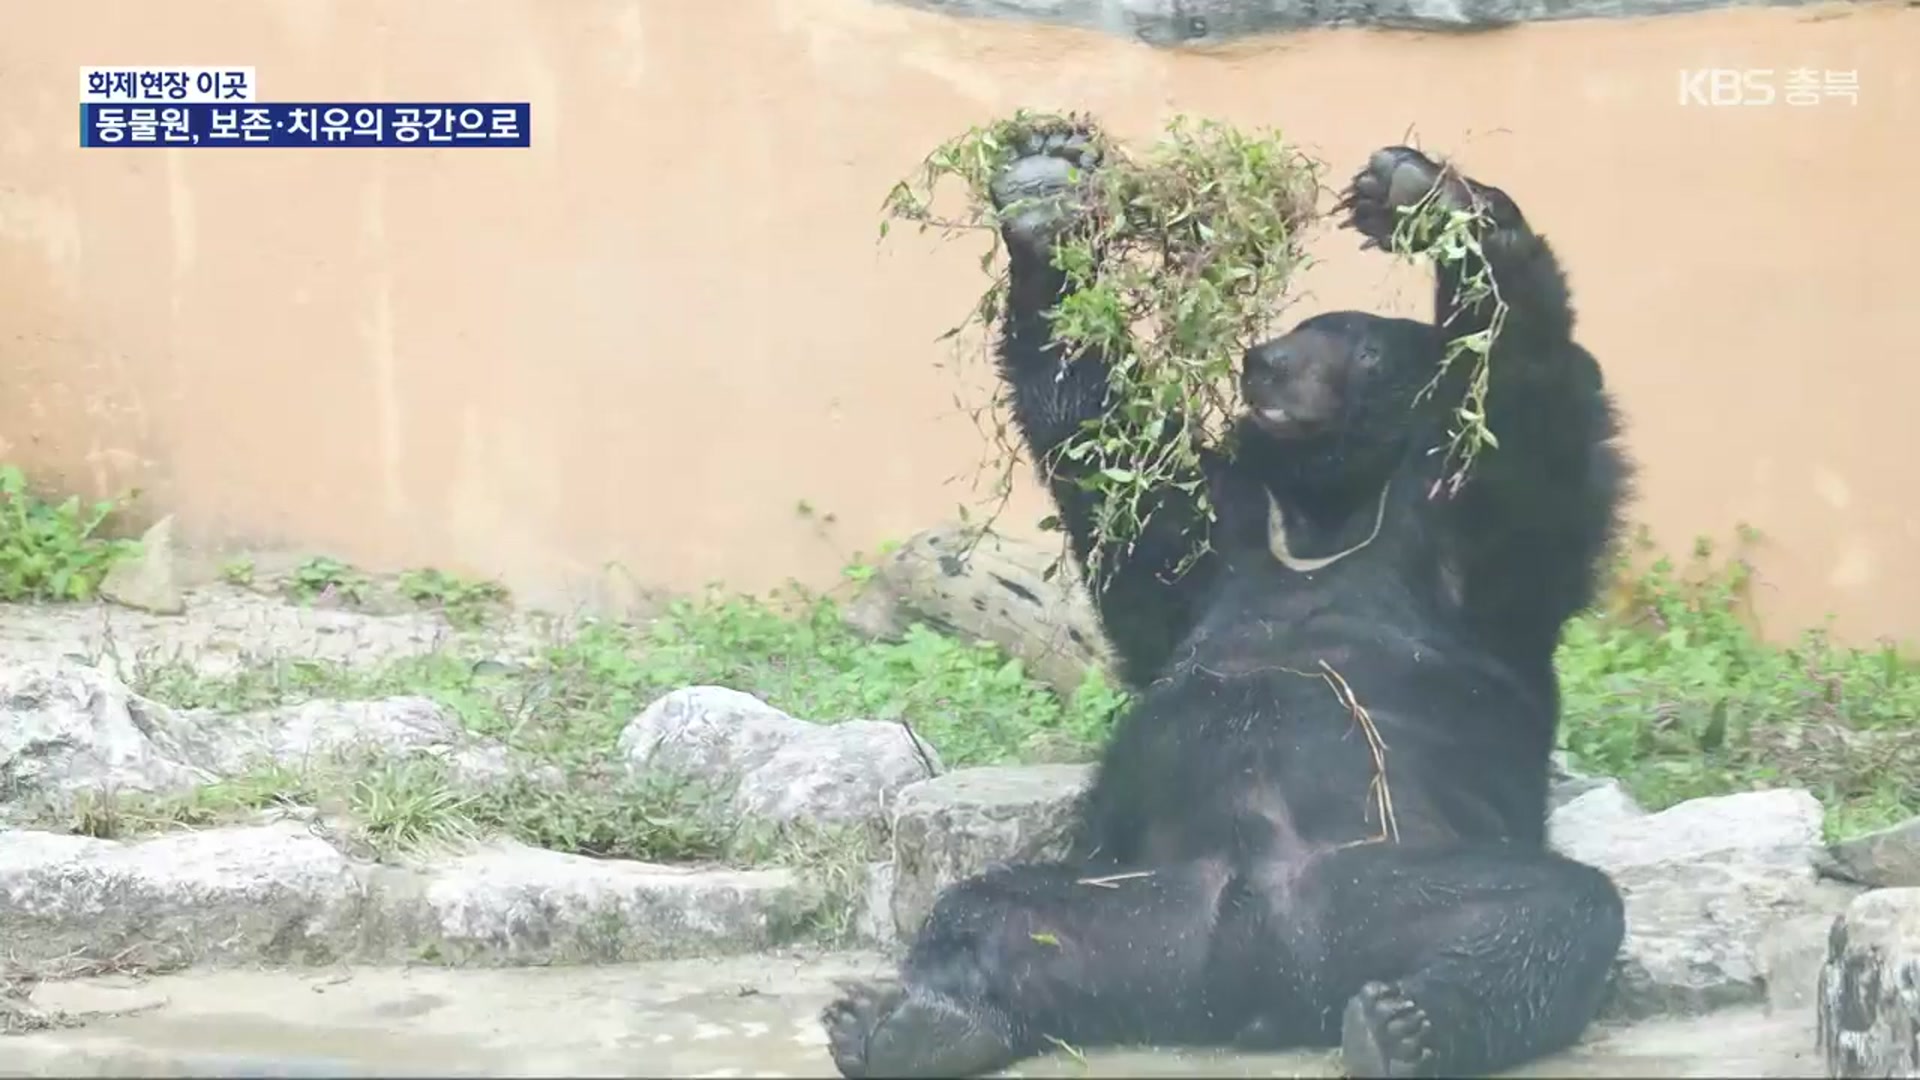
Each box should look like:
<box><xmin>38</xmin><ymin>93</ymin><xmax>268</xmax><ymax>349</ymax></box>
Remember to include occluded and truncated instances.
<box><xmin>1</xmin><ymin>950</ymin><xmax>1823</xmax><ymax>1078</ymax></box>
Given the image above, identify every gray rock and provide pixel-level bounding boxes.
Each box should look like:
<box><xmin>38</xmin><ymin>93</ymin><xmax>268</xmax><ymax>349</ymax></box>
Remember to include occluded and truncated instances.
<box><xmin>882</xmin><ymin>0</ymin><xmax>1855</xmax><ymax>44</ymax></box>
<box><xmin>1547</xmin><ymin>751</ymin><xmax>1621</xmax><ymax>811</ymax></box>
<box><xmin>1547</xmin><ymin>777</ymin><xmax>1644</xmax><ymax>844</ymax></box>
<box><xmin>375</xmin><ymin>841</ymin><xmax>821</xmax><ymax>963</ymax></box>
<box><xmin>166</xmin><ymin>695</ymin><xmax>523</xmax><ymax>788</ymax></box>
<box><xmin>0</xmin><ymin>582</ymin><xmax>519</xmax><ymax>680</ymax></box>
<box><xmin>853</xmin><ymin>860</ymin><xmax>900</xmax><ymax>951</ymax></box>
<box><xmin>1555</xmin><ymin>788</ymin><xmax>1846</xmax><ymax>1019</ymax></box>
<box><xmin>620</xmin><ymin>686</ymin><xmax>812</xmax><ymax>780</ymax></box>
<box><xmin>1548</xmin><ymin>774</ymin><xmax>1616</xmax><ymax>811</ymax></box>
<box><xmin>98</xmin><ymin>515</ymin><xmax>185</xmax><ymax>616</ymax></box>
<box><xmin>1554</xmin><ymin>788</ymin><xmax>1824</xmax><ymax>873</ymax></box>
<box><xmin>1760</xmin><ymin>909</ymin><xmax>1847</xmax><ymax>1016</ymax></box>
<box><xmin>621</xmin><ymin>686</ymin><xmax>943</xmax><ymax>837</ymax></box>
<box><xmin>0</xmin><ymin>661</ymin><xmax>211</xmax><ymax>808</ymax></box>
<box><xmin>889</xmin><ymin>764</ymin><xmax>1093</xmax><ymax>938</ymax></box>
<box><xmin>1827</xmin><ymin>815</ymin><xmax>1920</xmax><ymax>887</ymax></box>
<box><xmin>0</xmin><ymin>661</ymin><xmax>530</xmax><ymax>820</ymax></box>
<box><xmin>0</xmin><ymin>822</ymin><xmax>365</xmax><ymax>969</ymax></box>
<box><xmin>1819</xmin><ymin>887</ymin><xmax>1920</xmax><ymax>1078</ymax></box>
<box><xmin>735</xmin><ymin>721</ymin><xmax>942</xmax><ymax>835</ymax></box>
<box><xmin>0</xmin><ymin>824</ymin><xmax>834</xmax><ymax>971</ymax></box>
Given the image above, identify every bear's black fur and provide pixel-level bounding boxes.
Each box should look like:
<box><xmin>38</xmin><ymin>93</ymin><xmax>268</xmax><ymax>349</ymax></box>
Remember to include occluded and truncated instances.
<box><xmin>822</xmin><ymin>129</ymin><xmax>1632</xmax><ymax>1079</ymax></box>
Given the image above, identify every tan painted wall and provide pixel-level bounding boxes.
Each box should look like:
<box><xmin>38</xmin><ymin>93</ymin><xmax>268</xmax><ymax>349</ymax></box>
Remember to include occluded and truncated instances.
<box><xmin>2</xmin><ymin>0</ymin><xmax>1915</xmax><ymax>641</ymax></box>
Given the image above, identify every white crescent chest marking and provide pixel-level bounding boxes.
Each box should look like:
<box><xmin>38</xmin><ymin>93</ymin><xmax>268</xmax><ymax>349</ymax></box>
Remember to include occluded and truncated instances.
<box><xmin>1266</xmin><ymin>481</ymin><xmax>1392</xmax><ymax>573</ymax></box>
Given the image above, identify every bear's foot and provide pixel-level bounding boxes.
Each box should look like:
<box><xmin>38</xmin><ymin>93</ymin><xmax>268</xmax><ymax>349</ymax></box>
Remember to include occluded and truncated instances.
<box><xmin>822</xmin><ymin>978</ymin><xmax>1018</xmax><ymax>1079</ymax></box>
<box><xmin>1340</xmin><ymin>980</ymin><xmax>1440</xmax><ymax>1079</ymax></box>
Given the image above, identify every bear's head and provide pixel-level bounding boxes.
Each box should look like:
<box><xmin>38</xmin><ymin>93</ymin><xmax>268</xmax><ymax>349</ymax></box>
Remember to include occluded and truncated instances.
<box><xmin>1237</xmin><ymin>310</ymin><xmax>1446</xmax><ymax>495</ymax></box>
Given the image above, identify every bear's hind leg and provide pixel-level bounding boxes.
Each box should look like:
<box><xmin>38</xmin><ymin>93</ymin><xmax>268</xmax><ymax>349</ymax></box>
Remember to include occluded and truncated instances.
<box><xmin>822</xmin><ymin>857</ymin><xmax>1245</xmax><ymax>1079</ymax></box>
<box><xmin>1300</xmin><ymin>843</ymin><xmax>1625</xmax><ymax>1078</ymax></box>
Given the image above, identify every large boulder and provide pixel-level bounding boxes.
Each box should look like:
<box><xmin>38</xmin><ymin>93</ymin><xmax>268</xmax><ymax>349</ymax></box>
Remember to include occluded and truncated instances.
<box><xmin>1546</xmin><ymin>777</ymin><xmax>1644</xmax><ymax>841</ymax></box>
<box><xmin>96</xmin><ymin>514</ymin><xmax>185</xmax><ymax>616</ymax></box>
<box><xmin>887</xmin><ymin>764</ymin><xmax>1092</xmax><ymax>939</ymax></box>
<box><xmin>0</xmin><ymin>661</ymin><xmax>211</xmax><ymax>811</ymax></box>
<box><xmin>0</xmin><ymin>823</ymin><xmax>831</xmax><ymax>970</ymax></box>
<box><xmin>618</xmin><ymin>685</ymin><xmax>812</xmax><ymax>780</ymax></box>
<box><xmin>0</xmin><ymin>660</ymin><xmax>529</xmax><ymax>823</ymax></box>
<box><xmin>1552</xmin><ymin>787</ymin><xmax>1857</xmax><ymax>1018</ymax></box>
<box><xmin>166</xmin><ymin>695</ymin><xmax>521</xmax><ymax>788</ymax></box>
<box><xmin>1826</xmin><ymin>815</ymin><xmax>1920</xmax><ymax>888</ymax></box>
<box><xmin>1548</xmin><ymin>750</ymin><xmax>1625</xmax><ymax>811</ymax></box>
<box><xmin>619</xmin><ymin>686</ymin><xmax>942</xmax><ymax>840</ymax></box>
<box><xmin>1818</xmin><ymin>887</ymin><xmax>1920</xmax><ymax>1078</ymax></box>
<box><xmin>0</xmin><ymin>823</ymin><xmax>365</xmax><ymax>969</ymax></box>
<box><xmin>373</xmin><ymin>840</ymin><xmax>820</xmax><ymax>963</ymax></box>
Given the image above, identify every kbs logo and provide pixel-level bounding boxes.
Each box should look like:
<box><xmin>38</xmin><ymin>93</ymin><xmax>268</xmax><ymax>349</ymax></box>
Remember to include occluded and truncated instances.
<box><xmin>1677</xmin><ymin>68</ymin><xmax>1860</xmax><ymax>107</ymax></box>
<box><xmin>1678</xmin><ymin>68</ymin><xmax>1774</xmax><ymax>106</ymax></box>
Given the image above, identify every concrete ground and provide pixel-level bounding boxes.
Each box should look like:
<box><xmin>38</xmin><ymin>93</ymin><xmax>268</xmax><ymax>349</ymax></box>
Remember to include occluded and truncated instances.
<box><xmin>1</xmin><ymin>950</ymin><xmax>1823</xmax><ymax>1078</ymax></box>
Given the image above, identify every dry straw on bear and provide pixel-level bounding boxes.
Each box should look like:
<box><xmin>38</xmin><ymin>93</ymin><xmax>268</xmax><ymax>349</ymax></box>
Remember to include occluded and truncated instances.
<box><xmin>881</xmin><ymin>110</ymin><xmax>1508</xmax><ymax>583</ymax></box>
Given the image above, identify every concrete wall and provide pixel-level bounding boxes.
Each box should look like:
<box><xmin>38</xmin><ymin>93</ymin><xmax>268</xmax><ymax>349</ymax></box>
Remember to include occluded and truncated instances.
<box><xmin>2</xmin><ymin>0</ymin><xmax>1915</xmax><ymax>642</ymax></box>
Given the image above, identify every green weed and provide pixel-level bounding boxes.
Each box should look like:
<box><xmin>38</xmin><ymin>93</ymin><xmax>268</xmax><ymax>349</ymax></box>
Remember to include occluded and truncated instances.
<box><xmin>284</xmin><ymin>555</ymin><xmax>371</xmax><ymax>607</ymax></box>
<box><xmin>0</xmin><ymin>465</ymin><xmax>138</xmax><ymax>602</ymax></box>
<box><xmin>396</xmin><ymin>567</ymin><xmax>511</xmax><ymax>628</ymax></box>
<box><xmin>348</xmin><ymin>756</ymin><xmax>482</xmax><ymax>858</ymax></box>
<box><xmin>63</xmin><ymin>763</ymin><xmax>319</xmax><ymax>839</ymax></box>
<box><xmin>1557</xmin><ymin>528</ymin><xmax>1920</xmax><ymax>839</ymax></box>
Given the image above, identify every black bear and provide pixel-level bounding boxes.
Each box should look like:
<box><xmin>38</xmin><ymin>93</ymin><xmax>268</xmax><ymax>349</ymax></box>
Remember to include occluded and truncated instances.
<box><xmin>823</xmin><ymin>127</ymin><xmax>1631</xmax><ymax>1079</ymax></box>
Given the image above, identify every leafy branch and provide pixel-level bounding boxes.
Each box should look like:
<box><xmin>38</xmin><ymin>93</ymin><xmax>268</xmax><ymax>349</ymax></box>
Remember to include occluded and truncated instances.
<box><xmin>1382</xmin><ymin>170</ymin><xmax>1511</xmax><ymax>498</ymax></box>
<box><xmin>881</xmin><ymin>110</ymin><xmax>1321</xmax><ymax>584</ymax></box>
<box><xmin>881</xmin><ymin>111</ymin><xmax>1510</xmax><ymax>581</ymax></box>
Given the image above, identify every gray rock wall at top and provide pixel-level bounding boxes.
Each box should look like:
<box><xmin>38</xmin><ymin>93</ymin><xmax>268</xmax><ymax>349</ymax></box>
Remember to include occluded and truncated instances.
<box><xmin>883</xmin><ymin>0</ymin><xmax>1859</xmax><ymax>44</ymax></box>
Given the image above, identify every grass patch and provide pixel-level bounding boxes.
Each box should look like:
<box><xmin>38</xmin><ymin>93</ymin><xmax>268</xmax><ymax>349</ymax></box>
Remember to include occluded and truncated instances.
<box><xmin>48</xmin><ymin>745</ymin><xmax>885</xmax><ymax>944</ymax></box>
<box><xmin>283</xmin><ymin>555</ymin><xmax>373</xmax><ymax>607</ymax></box>
<box><xmin>0</xmin><ymin>465</ymin><xmax>139</xmax><ymax>602</ymax></box>
<box><xmin>210</xmin><ymin>549</ymin><xmax>511</xmax><ymax>625</ymax></box>
<box><xmin>1558</xmin><ymin>528</ymin><xmax>1920</xmax><ymax>840</ymax></box>
<box><xmin>127</xmin><ymin>587</ymin><xmax>1126</xmax><ymax>774</ymax></box>
<box><xmin>349</xmin><ymin>756</ymin><xmax>484</xmax><ymax>856</ymax></box>
<box><xmin>396</xmin><ymin>567</ymin><xmax>512</xmax><ymax>628</ymax></box>
<box><xmin>62</xmin><ymin>764</ymin><xmax>320</xmax><ymax>839</ymax></box>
